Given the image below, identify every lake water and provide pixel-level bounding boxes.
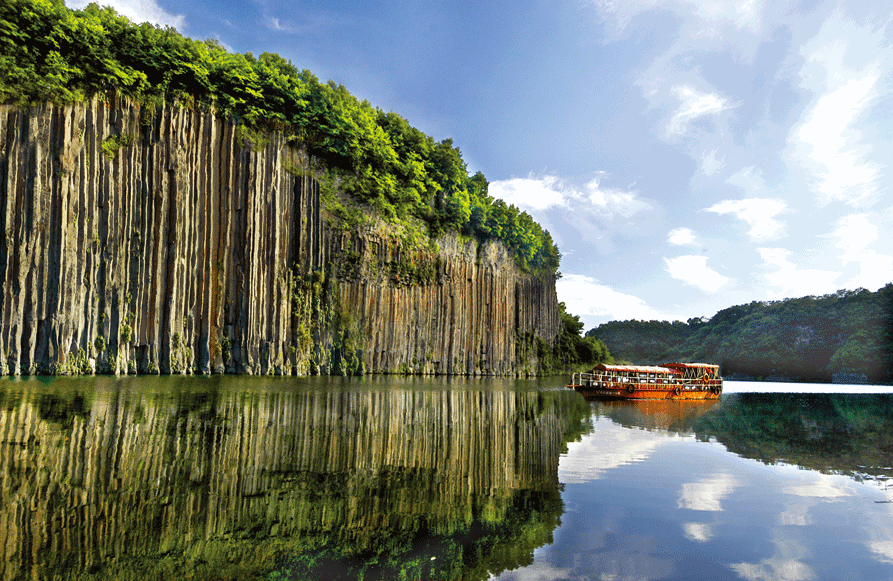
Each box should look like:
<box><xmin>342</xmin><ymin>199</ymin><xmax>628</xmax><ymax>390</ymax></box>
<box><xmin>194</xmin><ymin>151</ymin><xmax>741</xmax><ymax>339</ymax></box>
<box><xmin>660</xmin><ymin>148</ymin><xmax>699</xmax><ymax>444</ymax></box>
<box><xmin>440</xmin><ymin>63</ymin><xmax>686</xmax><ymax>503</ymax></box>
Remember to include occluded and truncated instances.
<box><xmin>1</xmin><ymin>376</ymin><xmax>891</xmax><ymax>580</ymax></box>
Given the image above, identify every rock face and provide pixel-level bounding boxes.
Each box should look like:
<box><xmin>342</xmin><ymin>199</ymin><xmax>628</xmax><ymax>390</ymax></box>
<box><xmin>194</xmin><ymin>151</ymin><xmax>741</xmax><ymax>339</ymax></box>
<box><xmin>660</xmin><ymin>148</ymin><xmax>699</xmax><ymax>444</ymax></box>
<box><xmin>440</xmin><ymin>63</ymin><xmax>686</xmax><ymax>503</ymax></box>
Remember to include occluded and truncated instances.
<box><xmin>0</xmin><ymin>99</ymin><xmax>560</xmax><ymax>375</ymax></box>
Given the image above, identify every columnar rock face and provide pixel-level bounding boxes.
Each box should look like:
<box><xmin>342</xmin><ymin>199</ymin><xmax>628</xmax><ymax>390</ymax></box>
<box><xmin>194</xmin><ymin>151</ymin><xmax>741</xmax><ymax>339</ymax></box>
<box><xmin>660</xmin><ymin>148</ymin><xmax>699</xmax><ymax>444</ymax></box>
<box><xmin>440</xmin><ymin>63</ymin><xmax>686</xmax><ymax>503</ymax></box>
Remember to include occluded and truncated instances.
<box><xmin>0</xmin><ymin>100</ymin><xmax>560</xmax><ymax>376</ymax></box>
<box><xmin>0</xmin><ymin>377</ymin><xmax>586</xmax><ymax>579</ymax></box>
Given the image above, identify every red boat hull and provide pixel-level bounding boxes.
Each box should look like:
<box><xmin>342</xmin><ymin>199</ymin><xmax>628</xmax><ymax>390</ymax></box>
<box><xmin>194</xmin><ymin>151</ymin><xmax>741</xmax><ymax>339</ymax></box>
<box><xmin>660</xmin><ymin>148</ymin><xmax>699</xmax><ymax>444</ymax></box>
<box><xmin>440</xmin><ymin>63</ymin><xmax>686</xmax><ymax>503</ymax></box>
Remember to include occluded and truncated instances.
<box><xmin>569</xmin><ymin>383</ymin><xmax>722</xmax><ymax>400</ymax></box>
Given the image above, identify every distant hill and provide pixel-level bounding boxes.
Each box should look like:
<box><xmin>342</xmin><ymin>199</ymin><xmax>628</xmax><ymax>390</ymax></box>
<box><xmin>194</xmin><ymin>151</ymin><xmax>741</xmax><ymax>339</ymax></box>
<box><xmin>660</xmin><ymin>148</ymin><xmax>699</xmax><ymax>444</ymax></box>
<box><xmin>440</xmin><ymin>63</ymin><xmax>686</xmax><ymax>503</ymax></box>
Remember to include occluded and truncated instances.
<box><xmin>586</xmin><ymin>285</ymin><xmax>893</xmax><ymax>383</ymax></box>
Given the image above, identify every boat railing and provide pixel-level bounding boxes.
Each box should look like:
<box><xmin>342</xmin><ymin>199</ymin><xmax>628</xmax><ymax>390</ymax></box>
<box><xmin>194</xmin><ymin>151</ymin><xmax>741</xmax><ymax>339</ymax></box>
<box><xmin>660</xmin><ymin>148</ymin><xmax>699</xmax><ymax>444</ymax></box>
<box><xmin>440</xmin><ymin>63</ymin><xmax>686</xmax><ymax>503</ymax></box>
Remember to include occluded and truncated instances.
<box><xmin>571</xmin><ymin>372</ymin><xmax>723</xmax><ymax>389</ymax></box>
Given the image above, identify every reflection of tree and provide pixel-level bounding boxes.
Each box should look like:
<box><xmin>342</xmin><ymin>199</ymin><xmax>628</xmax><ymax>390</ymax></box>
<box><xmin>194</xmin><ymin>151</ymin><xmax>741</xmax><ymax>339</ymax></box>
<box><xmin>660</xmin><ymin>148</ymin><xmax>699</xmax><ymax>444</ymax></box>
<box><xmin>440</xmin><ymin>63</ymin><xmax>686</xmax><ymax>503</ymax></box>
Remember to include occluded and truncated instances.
<box><xmin>690</xmin><ymin>394</ymin><xmax>893</xmax><ymax>483</ymax></box>
<box><xmin>0</xmin><ymin>377</ymin><xmax>588</xmax><ymax>580</ymax></box>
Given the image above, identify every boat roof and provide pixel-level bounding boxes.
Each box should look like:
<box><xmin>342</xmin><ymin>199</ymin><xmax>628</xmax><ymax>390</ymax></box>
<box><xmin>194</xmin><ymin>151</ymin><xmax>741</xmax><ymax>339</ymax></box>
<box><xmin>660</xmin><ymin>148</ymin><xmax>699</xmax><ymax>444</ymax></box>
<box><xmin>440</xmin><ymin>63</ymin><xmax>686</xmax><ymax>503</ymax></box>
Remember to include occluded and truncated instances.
<box><xmin>593</xmin><ymin>364</ymin><xmax>682</xmax><ymax>375</ymax></box>
<box><xmin>660</xmin><ymin>362</ymin><xmax>720</xmax><ymax>370</ymax></box>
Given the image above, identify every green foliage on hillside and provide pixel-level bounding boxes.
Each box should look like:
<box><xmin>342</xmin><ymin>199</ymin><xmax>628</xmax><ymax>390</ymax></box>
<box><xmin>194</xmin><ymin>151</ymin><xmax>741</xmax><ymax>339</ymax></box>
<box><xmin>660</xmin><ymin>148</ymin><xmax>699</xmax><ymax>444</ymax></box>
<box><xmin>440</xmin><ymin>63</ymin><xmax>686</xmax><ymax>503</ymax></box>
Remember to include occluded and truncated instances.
<box><xmin>587</xmin><ymin>284</ymin><xmax>893</xmax><ymax>383</ymax></box>
<box><xmin>534</xmin><ymin>304</ymin><xmax>613</xmax><ymax>374</ymax></box>
<box><xmin>0</xmin><ymin>0</ymin><xmax>559</xmax><ymax>274</ymax></box>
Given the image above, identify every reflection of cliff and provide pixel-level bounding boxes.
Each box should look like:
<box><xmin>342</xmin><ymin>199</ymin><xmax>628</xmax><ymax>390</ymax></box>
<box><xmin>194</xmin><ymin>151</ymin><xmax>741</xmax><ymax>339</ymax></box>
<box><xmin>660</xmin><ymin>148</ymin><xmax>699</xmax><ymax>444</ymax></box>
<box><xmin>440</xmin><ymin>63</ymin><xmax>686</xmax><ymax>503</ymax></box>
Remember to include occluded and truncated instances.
<box><xmin>0</xmin><ymin>376</ymin><xmax>588</xmax><ymax>580</ymax></box>
<box><xmin>690</xmin><ymin>394</ymin><xmax>893</xmax><ymax>482</ymax></box>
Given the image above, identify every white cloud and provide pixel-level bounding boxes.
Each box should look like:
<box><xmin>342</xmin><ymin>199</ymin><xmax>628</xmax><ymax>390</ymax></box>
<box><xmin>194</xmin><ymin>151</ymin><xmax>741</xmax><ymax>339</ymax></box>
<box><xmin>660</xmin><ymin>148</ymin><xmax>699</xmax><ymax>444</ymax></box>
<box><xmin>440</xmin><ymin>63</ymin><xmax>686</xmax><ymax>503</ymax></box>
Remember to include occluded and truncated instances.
<box><xmin>664</xmin><ymin>255</ymin><xmax>729</xmax><ymax>292</ymax></box>
<box><xmin>706</xmin><ymin>198</ymin><xmax>787</xmax><ymax>242</ymax></box>
<box><xmin>667</xmin><ymin>85</ymin><xmax>736</xmax><ymax>135</ymax></box>
<box><xmin>584</xmin><ymin>174</ymin><xmax>653</xmax><ymax>217</ymax></box>
<box><xmin>668</xmin><ymin>227</ymin><xmax>696</xmax><ymax>246</ymax></box>
<box><xmin>834</xmin><ymin>213</ymin><xmax>877</xmax><ymax>259</ymax></box>
<box><xmin>700</xmin><ymin>149</ymin><xmax>724</xmax><ymax>176</ymax></box>
<box><xmin>556</xmin><ymin>274</ymin><xmax>673</xmax><ymax>327</ymax></box>
<box><xmin>757</xmin><ymin>248</ymin><xmax>841</xmax><ymax>298</ymax></box>
<box><xmin>592</xmin><ymin>0</ymin><xmax>774</xmax><ymax>40</ymax></box>
<box><xmin>796</xmin><ymin>74</ymin><xmax>880</xmax><ymax>205</ymax></box>
<box><xmin>490</xmin><ymin>173</ymin><xmax>651</xmax><ymax>217</ymax></box>
<box><xmin>846</xmin><ymin>252</ymin><xmax>893</xmax><ymax>291</ymax></box>
<box><xmin>490</xmin><ymin>174</ymin><xmax>655</xmax><ymax>257</ymax></box>
<box><xmin>832</xmin><ymin>213</ymin><xmax>893</xmax><ymax>289</ymax></box>
<box><xmin>65</xmin><ymin>0</ymin><xmax>185</xmax><ymax>28</ymax></box>
<box><xmin>489</xmin><ymin>175</ymin><xmax>570</xmax><ymax>211</ymax></box>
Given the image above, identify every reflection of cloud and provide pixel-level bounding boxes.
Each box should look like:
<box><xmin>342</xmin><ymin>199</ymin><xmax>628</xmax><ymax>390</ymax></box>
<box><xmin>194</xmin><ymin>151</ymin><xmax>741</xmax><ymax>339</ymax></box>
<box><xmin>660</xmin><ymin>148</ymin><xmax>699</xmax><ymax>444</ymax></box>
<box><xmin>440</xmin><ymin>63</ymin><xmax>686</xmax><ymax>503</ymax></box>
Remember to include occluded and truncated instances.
<box><xmin>731</xmin><ymin>538</ymin><xmax>815</xmax><ymax>581</ymax></box>
<box><xmin>777</xmin><ymin>503</ymin><xmax>813</xmax><ymax>526</ymax></box>
<box><xmin>678</xmin><ymin>473</ymin><xmax>736</xmax><ymax>511</ymax></box>
<box><xmin>559</xmin><ymin>419</ymin><xmax>666</xmax><ymax>483</ymax></box>
<box><xmin>706</xmin><ymin>198</ymin><xmax>787</xmax><ymax>242</ymax></box>
<box><xmin>664</xmin><ymin>255</ymin><xmax>730</xmax><ymax>293</ymax></box>
<box><xmin>731</xmin><ymin>559</ymin><xmax>814</xmax><ymax>581</ymax></box>
<box><xmin>682</xmin><ymin>522</ymin><xmax>713</xmax><ymax>542</ymax></box>
<box><xmin>868</xmin><ymin>541</ymin><xmax>893</xmax><ymax>565</ymax></box>
<box><xmin>783</xmin><ymin>475</ymin><xmax>854</xmax><ymax>499</ymax></box>
<box><xmin>493</xmin><ymin>560</ymin><xmax>577</xmax><ymax>580</ymax></box>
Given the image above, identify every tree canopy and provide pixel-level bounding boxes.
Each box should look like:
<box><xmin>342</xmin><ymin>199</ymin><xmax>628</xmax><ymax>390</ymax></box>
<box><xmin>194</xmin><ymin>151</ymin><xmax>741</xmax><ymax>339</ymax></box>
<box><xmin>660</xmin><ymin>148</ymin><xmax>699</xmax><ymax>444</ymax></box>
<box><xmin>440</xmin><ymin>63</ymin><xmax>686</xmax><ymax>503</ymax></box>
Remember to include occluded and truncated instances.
<box><xmin>0</xmin><ymin>0</ymin><xmax>560</xmax><ymax>274</ymax></box>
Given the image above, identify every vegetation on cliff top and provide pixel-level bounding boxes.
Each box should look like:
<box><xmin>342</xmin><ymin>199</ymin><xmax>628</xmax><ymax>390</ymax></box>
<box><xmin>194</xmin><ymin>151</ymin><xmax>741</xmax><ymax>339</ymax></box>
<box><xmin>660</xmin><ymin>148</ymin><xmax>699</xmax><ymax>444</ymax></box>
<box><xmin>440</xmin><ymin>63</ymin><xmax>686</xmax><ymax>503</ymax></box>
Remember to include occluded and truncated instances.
<box><xmin>587</xmin><ymin>285</ymin><xmax>893</xmax><ymax>383</ymax></box>
<box><xmin>0</xmin><ymin>0</ymin><xmax>559</xmax><ymax>275</ymax></box>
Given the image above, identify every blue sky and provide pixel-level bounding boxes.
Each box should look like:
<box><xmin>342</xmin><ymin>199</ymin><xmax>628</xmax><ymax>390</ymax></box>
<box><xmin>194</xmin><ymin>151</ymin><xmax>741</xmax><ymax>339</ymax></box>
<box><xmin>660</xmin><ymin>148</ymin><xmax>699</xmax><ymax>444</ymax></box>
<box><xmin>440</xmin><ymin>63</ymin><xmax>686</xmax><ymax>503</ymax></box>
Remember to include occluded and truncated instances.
<box><xmin>67</xmin><ymin>0</ymin><xmax>893</xmax><ymax>331</ymax></box>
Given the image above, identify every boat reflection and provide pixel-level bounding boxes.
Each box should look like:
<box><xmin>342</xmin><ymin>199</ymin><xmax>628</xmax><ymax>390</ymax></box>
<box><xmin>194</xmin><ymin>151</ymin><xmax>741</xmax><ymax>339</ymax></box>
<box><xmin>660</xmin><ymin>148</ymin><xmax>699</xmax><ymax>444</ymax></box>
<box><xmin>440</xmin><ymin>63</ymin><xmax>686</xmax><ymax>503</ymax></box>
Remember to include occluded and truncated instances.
<box><xmin>589</xmin><ymin>398</ymin><xmax>719</xmax><ymax>434</ymax></box>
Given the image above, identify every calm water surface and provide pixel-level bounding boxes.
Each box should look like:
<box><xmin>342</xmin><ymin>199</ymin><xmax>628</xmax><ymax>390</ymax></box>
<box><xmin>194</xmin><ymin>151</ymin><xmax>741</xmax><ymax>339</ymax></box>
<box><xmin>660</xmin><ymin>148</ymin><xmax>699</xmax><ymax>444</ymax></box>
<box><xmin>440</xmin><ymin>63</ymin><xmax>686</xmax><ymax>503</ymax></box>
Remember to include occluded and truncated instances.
<box><xmin>1</xmin><ymin>376</ymin><xmax>891</xmax><ymax>580</ymax></box>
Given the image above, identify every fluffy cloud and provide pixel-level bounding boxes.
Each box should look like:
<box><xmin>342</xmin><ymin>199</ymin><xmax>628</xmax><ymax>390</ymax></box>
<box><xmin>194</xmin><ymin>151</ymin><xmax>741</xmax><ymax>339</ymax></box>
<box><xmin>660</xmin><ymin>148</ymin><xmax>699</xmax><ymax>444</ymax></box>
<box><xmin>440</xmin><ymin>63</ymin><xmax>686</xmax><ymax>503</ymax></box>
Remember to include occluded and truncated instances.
<box><xmin>786</xmin><ymin>7</ymin><xmax>893</xmax><ymax>207</ymax></box>
<box><xmin>668</xmin><ymin>227</ymin><xmax>696</xmax><ymax>246</ymax></box>
<box><xmin>667</xmin><ymin>85</ymin><xmax>737</xmax><ymax>136</ymax></box>
<box><xmin>757</xmin><ymin>248</ymin><xmax>841</xmax><ymax>298</ymax></box>
<box><xmin>490</xmin><ymin>174</ymin><xmax>652</xmax><ymax>217</ymax></box>
<box><xmin>489</xmin><ymin>174</ymin><xmax>655</xmax><ymax>256</ymax></box>
<box><xmin>591</xmin><ymin>0</ymin><xmax>778</xmax><ymax>42</ymax></box>
<box><xmin>706</xmin><ymin>198</ymin><xmax>787</xmax><ymax>242</ymax></box>
<box><xmin>583</xmin><ymin>174</ymin><xmax>653</xmax><ymax>217</ymax></box>
<box><xmin>65</xmin><ymin>0</ymin><xmax>185</xmax><ymax>28</ymax></box>
<box><xmin>664</xmin><ymin>255</ymin><xmax>729</xmax><ymax>292</ymax></box>
<box><xmin>488</xmin><ymin>175</ymin><xmax>570</xmax><ymax>211</ymax></box>
<box><xmin>832</xmin><ymin>215</ymin><xmax>893</xmax><ymax>290</ymax></box>
<box><xmin>795</xmin><ymin>74</ymin><xmax>880</xmax><ymax>205</ymax></box>
<box><xmin>556</xmin><ymin>274</ymin><xmax>673</xmax><ymax>328</ymax></box>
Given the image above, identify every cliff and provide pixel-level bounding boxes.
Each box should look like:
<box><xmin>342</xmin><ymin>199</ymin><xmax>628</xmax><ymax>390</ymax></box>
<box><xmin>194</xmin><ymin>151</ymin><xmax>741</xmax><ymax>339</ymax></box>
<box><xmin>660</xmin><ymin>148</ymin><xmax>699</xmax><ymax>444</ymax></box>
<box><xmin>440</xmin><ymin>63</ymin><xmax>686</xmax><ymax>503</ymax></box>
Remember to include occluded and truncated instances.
<box><xmin>0</xmin><ymin>99</ymin><xmax>560</xmax><ymax>376</ymax></box>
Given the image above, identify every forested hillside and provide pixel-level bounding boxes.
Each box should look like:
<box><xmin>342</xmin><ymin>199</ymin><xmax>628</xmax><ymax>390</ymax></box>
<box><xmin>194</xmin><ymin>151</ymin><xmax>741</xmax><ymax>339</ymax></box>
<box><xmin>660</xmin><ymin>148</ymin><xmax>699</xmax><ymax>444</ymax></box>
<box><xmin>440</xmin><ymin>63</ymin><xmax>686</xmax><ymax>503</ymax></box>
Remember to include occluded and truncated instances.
<box><xmin>0</xmin><ymin>0</ymin><xmax>558</xmax><ymax>274</ymax></box>
<box><xmin>587</xmin><ymin>285</ymin><xmax>893</xmax><ymax>383</ymax></box>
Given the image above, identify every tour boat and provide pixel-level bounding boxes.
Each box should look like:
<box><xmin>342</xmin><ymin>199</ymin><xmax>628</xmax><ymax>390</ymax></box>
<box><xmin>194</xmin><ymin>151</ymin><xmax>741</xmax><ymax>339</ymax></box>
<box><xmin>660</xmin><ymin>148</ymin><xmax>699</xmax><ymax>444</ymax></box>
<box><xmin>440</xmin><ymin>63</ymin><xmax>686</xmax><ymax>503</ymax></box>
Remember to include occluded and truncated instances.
<box><xmin>567</xmin><ymin>363</ymin><xmax>722</xmax><ymax>400</ymax></box>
